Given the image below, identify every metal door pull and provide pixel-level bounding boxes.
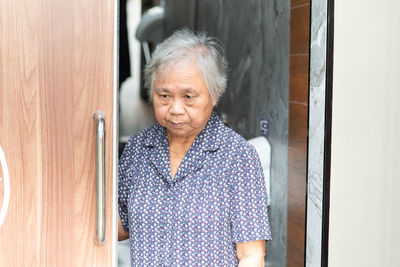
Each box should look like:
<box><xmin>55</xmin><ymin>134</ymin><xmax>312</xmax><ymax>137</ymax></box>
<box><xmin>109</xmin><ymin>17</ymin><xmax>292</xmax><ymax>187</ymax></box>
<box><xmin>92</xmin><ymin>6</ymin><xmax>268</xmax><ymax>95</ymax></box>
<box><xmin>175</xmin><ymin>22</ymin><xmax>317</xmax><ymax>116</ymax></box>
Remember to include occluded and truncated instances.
<box><xmin>93</xmin><ymin>111</ymin><xmax>106</xmax><ymax>244</ymax></box>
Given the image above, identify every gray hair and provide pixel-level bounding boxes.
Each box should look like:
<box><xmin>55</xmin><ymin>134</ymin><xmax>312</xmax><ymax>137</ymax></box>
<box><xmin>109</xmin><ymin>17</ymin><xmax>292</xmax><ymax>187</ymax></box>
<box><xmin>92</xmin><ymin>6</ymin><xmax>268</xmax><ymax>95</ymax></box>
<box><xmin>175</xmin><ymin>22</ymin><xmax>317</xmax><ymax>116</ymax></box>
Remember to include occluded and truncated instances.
<box><xmin>144</xmin><ymin>29</ymin><xmax>228</xmax><ymax>102</ymax></box>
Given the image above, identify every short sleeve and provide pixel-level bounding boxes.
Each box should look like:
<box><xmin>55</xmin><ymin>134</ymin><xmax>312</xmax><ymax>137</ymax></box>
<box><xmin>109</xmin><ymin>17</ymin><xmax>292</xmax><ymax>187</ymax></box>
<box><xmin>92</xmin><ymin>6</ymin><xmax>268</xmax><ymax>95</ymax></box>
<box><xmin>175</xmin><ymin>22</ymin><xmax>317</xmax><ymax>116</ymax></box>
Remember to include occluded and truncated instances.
<box><xmin>230</xmin><ymin>144</ymin><xmax>272</xmax><ymax>243</ymax></box>
<box><xmin>118</xmin><ymin>139</ymin><xmax>133</xmax><ymax>232</ymax></box>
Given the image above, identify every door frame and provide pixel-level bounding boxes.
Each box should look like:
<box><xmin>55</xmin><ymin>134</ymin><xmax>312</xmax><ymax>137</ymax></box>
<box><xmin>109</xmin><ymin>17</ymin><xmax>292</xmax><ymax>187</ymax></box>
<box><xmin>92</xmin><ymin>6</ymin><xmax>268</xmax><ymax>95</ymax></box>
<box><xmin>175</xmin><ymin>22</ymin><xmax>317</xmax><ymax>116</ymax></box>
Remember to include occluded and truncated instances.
<box><xmin>305</xmin><ymin>0</ymin><xmax>334</xmax><ymax>266</ymax></box>
<box><xmin>112</xmin><ymin>0</ymin><xmax>119</xmax><ymax>266</ymax></box>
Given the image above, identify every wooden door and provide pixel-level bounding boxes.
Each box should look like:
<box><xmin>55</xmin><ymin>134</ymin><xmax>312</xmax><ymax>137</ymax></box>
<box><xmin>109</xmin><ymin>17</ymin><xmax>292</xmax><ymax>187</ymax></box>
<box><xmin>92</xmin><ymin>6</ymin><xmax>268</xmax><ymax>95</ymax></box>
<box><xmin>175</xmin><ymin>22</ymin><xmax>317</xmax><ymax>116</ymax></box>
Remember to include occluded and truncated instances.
<box><xmin>0</xmin><ymin>0</ymin><xmax>116</xmax><ymax>266</ymax></box>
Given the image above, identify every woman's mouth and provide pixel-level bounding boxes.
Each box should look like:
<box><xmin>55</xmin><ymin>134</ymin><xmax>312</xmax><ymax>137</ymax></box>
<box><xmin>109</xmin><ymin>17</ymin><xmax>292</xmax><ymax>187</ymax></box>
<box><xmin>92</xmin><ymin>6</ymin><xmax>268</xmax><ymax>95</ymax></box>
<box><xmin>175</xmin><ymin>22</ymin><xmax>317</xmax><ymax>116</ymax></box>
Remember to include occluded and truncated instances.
<box><xmin>168</xmin><ymin>121</ymin><xmax>184</xmax><ymax>128</ymax></box>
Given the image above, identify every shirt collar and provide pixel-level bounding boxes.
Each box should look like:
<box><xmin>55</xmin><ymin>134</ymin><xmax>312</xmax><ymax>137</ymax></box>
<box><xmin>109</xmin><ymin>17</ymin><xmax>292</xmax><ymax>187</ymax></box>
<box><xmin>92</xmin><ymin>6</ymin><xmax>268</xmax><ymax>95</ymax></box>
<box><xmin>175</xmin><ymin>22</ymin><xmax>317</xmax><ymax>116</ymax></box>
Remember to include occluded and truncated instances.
<box><xmin>143</xmin><ymin>123</ymin><xmax>168</xmax><ymax>148</ymax></box>
<box><xmin>143</xmin><ymin>110</ymin><xmax>223</xmax><ymax>152</ymax></box>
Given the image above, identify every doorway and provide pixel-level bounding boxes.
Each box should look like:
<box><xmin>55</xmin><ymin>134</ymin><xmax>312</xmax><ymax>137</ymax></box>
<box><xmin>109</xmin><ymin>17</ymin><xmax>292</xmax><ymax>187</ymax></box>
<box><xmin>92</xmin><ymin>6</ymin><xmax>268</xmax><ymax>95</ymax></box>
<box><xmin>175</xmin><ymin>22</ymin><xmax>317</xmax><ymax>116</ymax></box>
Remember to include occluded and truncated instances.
<box><xmin>117</xmin><ymin>0</ymin><xmax>310</xmax><ymax>266</ymax></box>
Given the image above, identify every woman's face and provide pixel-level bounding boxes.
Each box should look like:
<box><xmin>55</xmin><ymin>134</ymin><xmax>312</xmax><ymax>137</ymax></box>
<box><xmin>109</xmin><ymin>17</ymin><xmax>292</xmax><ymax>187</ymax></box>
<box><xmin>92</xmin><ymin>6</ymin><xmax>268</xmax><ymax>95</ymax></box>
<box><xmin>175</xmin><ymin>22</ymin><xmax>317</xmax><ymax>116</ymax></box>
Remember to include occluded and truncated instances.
<box><xmin>152</xmin><ymin>60</ymin><xmax>217</xmax><ymax>140</ymax></box>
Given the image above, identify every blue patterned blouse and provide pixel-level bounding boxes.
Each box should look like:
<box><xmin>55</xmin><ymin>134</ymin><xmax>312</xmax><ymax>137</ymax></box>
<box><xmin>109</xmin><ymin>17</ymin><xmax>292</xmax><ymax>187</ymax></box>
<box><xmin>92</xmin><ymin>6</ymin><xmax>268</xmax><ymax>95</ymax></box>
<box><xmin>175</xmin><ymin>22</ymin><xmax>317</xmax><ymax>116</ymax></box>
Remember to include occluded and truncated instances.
<box><xmin>118</xmin><ymin>111</ymin><xmax>272</xmax><ymax>266</ymax></box>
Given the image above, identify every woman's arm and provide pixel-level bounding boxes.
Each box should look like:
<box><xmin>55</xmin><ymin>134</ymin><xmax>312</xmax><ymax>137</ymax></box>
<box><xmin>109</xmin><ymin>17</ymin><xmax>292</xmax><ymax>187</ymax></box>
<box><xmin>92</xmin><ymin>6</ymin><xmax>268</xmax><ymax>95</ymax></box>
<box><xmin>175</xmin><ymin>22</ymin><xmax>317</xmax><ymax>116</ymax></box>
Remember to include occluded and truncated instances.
<box><xmin>236</xmin><ymin>240</ymin><xmax>266</xmax><ymax>267</ymax></box>
<box><xmin>118</xmin><ymin>213</ymin><xmax>129</xmax><ymax>241</ymax></box>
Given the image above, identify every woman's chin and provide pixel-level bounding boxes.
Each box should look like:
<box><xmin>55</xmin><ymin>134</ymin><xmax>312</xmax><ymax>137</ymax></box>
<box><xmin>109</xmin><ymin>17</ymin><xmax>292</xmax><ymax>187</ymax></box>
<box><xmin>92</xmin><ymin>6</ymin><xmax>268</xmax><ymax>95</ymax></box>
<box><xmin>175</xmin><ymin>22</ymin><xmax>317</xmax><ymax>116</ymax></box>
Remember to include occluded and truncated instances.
<box><xmin>166</xmin><ymin>127</ymin><xmax>201</xmax><ymax>140</ymax></box>
<box><xmin>166</xmin><ymin>127</ymin><xmax>187</xmax><ymax>136</ymax></box>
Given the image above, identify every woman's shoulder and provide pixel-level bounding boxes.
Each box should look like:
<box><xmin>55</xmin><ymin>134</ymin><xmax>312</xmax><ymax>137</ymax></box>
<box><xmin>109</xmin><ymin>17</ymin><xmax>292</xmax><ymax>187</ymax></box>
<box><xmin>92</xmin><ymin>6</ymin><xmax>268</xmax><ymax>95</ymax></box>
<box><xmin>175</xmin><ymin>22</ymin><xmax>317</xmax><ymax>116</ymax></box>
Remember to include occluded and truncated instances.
<box><xmin>217</xmin><ymin>124</ymin><xmax>258</xmax><ymax>158</ymax></box>
<box><xmin>122</xmin><ymin>123</ymin><xmax>163</xmax><ymax>157</ymax></box>
<box><xmin>126</xmin><ymin>123</ymin><xmax>163</xmax><ymax>144</ymax></box>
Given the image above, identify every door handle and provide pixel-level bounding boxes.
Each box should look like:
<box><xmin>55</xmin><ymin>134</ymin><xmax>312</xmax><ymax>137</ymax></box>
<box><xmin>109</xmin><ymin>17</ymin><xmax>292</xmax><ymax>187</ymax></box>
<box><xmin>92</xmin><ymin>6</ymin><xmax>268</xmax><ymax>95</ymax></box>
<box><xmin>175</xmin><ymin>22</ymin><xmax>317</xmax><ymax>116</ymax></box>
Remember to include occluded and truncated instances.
<box><xmin>93</xmin><ymin>111</ymin><xmax>106</xmax><ymax>244</ymax></box>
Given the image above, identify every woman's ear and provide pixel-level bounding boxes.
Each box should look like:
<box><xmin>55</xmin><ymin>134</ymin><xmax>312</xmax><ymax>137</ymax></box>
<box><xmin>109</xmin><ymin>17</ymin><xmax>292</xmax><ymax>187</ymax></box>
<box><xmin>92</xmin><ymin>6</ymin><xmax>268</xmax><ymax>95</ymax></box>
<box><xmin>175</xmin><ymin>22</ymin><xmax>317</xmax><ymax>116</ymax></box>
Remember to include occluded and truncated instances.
<box><xmin>212</xmin><ymin>96</ymin><xmax>217</xmax><ymax>107</ymax></box>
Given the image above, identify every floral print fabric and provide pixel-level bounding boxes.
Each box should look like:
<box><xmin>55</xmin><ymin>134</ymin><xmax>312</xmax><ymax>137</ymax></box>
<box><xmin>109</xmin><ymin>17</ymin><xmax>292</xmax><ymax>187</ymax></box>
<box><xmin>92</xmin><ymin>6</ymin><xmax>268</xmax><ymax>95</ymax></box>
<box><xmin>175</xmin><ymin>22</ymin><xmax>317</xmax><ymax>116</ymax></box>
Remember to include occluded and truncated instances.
<box><xmin>118</xmin><ymin>111</ymin><xmax>271</xmax><ymax>266</ymax></box>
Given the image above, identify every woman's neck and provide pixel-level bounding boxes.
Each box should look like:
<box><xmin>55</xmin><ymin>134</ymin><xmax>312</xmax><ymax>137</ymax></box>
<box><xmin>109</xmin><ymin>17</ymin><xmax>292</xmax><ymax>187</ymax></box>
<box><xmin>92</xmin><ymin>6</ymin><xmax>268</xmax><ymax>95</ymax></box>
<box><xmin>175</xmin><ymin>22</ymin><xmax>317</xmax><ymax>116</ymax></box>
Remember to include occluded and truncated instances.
<box><xmin>167</xmin><ymin>132</ymin><xmax>196</xmax><ymax>155</ymax></box>
<box><xmin>167</xmin><ymin>132</ymin><xmax>197</xmax><ymax>179</ymax></box>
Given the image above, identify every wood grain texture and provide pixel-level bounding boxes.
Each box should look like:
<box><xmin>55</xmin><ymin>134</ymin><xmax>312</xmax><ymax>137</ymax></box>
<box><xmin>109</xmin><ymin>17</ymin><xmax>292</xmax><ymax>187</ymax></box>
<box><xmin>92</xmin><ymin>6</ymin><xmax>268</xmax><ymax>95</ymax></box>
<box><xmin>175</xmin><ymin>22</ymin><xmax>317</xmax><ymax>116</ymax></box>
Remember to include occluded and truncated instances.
<box><xmin>288</xmin><ymin>103</ymin><xmax>308</xmax><ymax>267</ymax></box>
<box><xmin>290</xmin><ymin>4</ymin><xmax>311</xmax><ymax>54</ymax></box>
<box><xmin>288</xmin><ymin>3</ymin><xmax>310</xmax><ymax>267</ymax></box>
<box><xmin>291</xmin><ymin>0</ymin><xmax>310</xmax><ymax>8</ymax></box>
<box><xmin>0</xmin><ymin>0</ymin><xmax>114</xmax><ymax>266</ymax></box>
<box><xmin>290</xmin><ymin>55</ymin><xmax>310</xmax><ymax>104</ymax></box>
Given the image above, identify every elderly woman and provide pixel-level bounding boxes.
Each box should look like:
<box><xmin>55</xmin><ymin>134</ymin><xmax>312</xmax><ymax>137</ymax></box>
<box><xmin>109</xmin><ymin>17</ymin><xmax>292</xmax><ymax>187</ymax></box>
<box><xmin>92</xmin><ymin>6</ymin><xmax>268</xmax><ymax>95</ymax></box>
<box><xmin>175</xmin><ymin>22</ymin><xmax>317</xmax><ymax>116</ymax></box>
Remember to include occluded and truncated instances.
<box><xmin>118</xmin><ymin>29</ymin><xmax>271</xmax><ymax>266</ymax></box>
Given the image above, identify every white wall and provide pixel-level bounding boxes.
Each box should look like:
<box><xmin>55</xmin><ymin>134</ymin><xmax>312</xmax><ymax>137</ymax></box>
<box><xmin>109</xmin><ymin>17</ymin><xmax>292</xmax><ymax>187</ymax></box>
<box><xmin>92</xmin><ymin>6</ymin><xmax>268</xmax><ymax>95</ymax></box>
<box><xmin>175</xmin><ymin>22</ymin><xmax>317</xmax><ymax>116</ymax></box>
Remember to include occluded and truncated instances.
<box><xmin>329</xmin><ymin>1</ymin><xmax>400</xmax><ymax>266</ymax></box>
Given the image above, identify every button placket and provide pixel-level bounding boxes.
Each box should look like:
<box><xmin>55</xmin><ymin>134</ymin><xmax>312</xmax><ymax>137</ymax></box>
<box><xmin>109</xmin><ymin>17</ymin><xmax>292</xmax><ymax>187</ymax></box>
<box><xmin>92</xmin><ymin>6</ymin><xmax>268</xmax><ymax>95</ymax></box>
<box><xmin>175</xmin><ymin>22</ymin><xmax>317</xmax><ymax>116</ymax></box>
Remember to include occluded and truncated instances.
<box><xmin>159</xmin><ymin>184</ymin><xmax>169</xmax><ymax>265</ymax></box>
<box><xmin>163</xmin><ymin>184</ymin><xmax>173</xmax><ymax>266</ymax></box>
<box><xmin>168</xmin><ymin>183</ymin><xmax>179</xmax><ymax>265</ymax></box>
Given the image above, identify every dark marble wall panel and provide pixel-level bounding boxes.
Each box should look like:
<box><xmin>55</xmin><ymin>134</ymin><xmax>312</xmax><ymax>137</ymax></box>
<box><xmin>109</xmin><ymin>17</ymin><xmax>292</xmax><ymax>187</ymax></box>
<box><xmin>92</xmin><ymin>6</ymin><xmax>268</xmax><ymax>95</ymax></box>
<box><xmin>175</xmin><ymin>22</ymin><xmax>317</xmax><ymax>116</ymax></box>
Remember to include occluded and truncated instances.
<box><xmin>164</xmin><ymin>0</ymin><xmax>196</xmax><ymax>36</ymax></box>
<box><xmin>195</xmin><ymin>1</ymin><xmax>290</xmax><ymax>266</ymax></box>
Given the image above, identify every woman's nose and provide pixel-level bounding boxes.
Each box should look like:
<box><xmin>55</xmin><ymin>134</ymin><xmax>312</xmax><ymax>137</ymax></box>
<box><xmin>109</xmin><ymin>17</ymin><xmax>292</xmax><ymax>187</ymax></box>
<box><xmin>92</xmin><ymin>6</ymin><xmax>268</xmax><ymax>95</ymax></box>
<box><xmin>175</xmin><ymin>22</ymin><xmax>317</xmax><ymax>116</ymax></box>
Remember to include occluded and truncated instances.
<box><xmin>169</xmin><ymin>99</ymin><xmax>185</xmax><ymax>115</ymax></box>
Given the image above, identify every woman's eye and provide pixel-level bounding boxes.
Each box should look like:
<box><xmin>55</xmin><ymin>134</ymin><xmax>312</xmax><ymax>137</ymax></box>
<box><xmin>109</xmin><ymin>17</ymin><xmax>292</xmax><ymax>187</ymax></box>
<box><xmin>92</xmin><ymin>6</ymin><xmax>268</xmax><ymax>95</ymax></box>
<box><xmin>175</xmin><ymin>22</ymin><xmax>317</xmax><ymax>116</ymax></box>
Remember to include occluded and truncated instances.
<box><xmin>160</xmin><ymin>94</ymin><xmax>169</xmax><ymax>99</ymax></box>
<box><xmin>185</xmin><ymin>95</ymin><xmax>192</xmax><ymax>99</ymax></box>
